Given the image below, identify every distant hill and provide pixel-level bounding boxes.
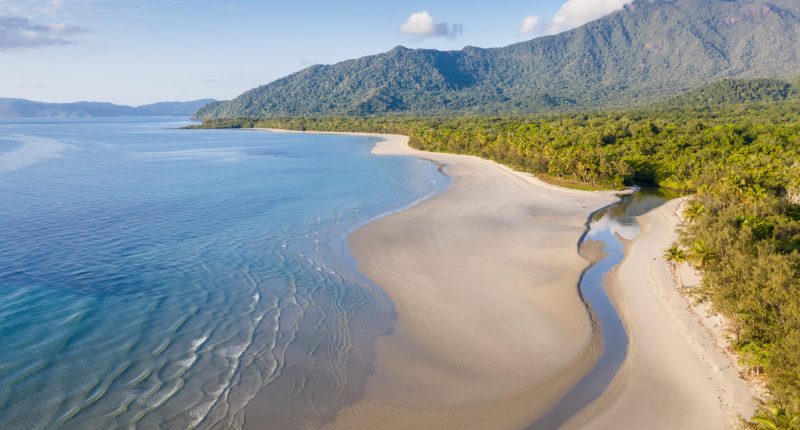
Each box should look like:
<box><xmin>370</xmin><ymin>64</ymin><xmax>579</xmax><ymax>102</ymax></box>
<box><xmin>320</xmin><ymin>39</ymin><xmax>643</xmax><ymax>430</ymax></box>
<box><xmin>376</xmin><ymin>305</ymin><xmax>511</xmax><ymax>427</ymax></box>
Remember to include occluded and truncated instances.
<box><xmin>134</xmin><ymin>100</ymin><xmax>219</xmax><ymax>116</ymax></box>
<box><xmin>196</xmin><ymin>0</ymin><xmax>800</xmax><ymax>119</ymax></box>
<box><xmin>0</xmin><ymin>98</ymin><xmax>216</xmax><ymax>118</ymax></box>
<box><xmin>661</xmin><ymin>78</ymin><xmax>800</xmax><ymax>109</ymax></box>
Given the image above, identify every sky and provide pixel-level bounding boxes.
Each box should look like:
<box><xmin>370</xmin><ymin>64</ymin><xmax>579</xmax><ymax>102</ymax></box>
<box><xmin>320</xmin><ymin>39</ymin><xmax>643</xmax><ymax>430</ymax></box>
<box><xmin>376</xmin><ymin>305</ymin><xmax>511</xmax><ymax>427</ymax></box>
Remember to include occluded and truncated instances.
<box><xmin>0</xmin><ymin>0</ymin><xmax>632</xmax><ymax>105</ymax></box>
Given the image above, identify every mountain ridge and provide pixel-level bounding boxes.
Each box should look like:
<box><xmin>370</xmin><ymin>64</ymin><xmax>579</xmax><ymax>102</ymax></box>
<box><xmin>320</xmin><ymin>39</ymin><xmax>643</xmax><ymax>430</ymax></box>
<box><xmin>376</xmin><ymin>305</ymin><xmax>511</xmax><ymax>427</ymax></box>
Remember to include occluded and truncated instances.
<box><xmin>0</xmin><ymin>98</ymin><xmax>217</xmax><ymax>118</ymax></box>
<box><xmin>196</xmin><ymin>0</ymin><xmax>800</xmax><ymax>119</ymax></box>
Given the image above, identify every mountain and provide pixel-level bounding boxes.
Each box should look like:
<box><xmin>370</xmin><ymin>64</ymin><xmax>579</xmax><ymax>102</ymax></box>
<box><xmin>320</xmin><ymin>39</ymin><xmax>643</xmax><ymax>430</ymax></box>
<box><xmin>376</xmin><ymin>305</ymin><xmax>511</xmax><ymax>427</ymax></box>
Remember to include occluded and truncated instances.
<box><xmin>662</xmin><ymin>78</ymin><xmax>800</xmax><ymax>108</ymax></box>
<box><xmin>196</xmin><ymin>0</ymin><xmax>800</xmax><ymax>119</ymax></box>
<box><xmin>134</xmin><ymin>100</ymin><xmax>219</xmax><ymax>116</ymax></box>
<box><xmin>0</xmin><ymin>98</ymin><xmax>216</xmax><ymax>118</ymax></box>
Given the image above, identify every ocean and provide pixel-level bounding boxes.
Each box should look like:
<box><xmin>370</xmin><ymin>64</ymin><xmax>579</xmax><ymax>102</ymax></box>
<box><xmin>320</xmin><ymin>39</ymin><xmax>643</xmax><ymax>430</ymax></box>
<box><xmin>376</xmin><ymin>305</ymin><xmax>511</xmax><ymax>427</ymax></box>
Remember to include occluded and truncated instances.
<box><xmin>0</xmin><ymin>118</ymin><xmax>444</xmax><ymax>429</ymax></box>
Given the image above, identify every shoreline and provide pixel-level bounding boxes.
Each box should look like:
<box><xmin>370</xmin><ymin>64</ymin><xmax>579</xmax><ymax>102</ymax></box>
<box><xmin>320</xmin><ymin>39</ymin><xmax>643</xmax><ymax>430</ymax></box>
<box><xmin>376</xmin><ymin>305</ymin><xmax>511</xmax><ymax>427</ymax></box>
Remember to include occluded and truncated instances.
<box><xmin>565</xmin><ymin>199</ymin><xmax>759</xmax><ymax>429</ymax></box>
<box><xmin>239</xmin><ymin>128</ymin><xmax>759</xmax><ymax>428</ymax></box>
<box><xmin>252</xmin><ymin>130</ymin><xmax>618</xmax><ymax>428</ymax></box>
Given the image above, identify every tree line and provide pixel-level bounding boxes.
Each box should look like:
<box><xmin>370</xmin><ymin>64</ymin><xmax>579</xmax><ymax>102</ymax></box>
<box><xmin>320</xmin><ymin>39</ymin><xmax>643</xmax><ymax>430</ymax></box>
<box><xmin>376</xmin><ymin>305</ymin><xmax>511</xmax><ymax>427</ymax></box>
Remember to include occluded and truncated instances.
<box><xmin>195</xmin><ymin>95</ymin><xmax>800</xmax><ymax>428</ymax></box>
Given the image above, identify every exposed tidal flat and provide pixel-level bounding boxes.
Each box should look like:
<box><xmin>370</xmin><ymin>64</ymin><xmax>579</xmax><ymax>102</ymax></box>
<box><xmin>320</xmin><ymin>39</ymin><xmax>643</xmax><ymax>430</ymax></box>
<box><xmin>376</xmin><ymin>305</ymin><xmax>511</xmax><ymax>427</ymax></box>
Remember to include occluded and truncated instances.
<box><xmin>0</xmin><ymin>118</ymin><xmax>444</xmax><ymax>429</ymax></box>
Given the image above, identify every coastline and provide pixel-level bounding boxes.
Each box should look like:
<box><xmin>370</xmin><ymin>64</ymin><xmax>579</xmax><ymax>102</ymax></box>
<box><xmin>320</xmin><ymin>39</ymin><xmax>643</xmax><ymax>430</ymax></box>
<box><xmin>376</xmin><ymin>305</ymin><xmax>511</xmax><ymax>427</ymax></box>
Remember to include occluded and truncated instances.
<box><xmin>565</xmin><ymin>199</ymin><xmax>759</xmax><ymax>429</ymax></box>
<box><xmin>254</xmin><ymin>130</ymin><xmax>618</xmax><ymax>428</ymax></box>
<box><xmin>238</xmin><ymin>129</ymin><xmax>760</xmax><ymax>429</ymax></box>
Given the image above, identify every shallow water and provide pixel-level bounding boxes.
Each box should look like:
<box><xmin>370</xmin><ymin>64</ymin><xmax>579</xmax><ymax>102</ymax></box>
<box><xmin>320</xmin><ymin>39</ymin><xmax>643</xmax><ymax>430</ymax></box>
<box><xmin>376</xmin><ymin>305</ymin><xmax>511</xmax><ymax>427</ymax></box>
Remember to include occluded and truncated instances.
<box><xmin>0</xmin><ymin>118</ymin><xmax>445</xmax><ymax>429</ymax></box>
<box><xmin>529</xmin><ymin>190</ymin><xmax>667</xmax><ymax>429</ymax></box>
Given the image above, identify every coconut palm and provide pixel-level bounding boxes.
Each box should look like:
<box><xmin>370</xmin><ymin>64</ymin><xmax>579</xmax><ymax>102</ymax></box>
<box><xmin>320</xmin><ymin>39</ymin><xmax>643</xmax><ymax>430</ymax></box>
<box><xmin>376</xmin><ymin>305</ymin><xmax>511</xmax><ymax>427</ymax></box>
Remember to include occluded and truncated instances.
<box><xmin>683</xmin><ymin>201</ymin><xmax>707</xmax><ymax>222</ymax></box>
<box><xmin>690</xmin><ymin>240</ymin><xmax>715</xmax><ymax>268</ymax></box>
<box><xmin>752</xmin><ymin>404</ymin><xmax>800</xmax><ymax>430</ymax></box>
<box><xmin>664</xmin><ymin>244</ymin><xmax>689</xmax><ymax>287</ymax></box>
<box><xmin>664</xmin><ymin>245</ymin><xmax>688</xmax><ymax>269</ymax></box>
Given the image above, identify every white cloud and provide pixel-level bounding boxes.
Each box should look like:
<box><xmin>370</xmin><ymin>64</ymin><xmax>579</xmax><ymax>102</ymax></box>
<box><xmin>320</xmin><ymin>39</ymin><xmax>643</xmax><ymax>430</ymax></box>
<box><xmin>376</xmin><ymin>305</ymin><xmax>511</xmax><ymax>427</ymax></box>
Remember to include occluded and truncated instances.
<box><xmin>0</xmin><ymin>15</ymin><xmax>87</xmax><ymax>50</ymax></box>
<box><xmin>543</xmin><ymin>0</ymin><xmax>633</xmax><ymax>35</ymax></box>
<box><xmin>519</xmin><ymin>15</ymin><xmax>540</xmax><ymax>36</ymax></box>
<box><xmin>400</xmin><ymin>11</ymin><xmax>462</xmax><ymax>39</ymax></box>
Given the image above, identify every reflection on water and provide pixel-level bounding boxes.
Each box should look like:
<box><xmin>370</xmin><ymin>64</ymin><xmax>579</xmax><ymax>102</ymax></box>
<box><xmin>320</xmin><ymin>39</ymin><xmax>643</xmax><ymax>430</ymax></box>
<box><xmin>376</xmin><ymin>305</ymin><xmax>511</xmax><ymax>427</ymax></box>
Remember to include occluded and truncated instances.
<box><xmin>529</xmin><ymin>189</ymin><xmax>667</xmax><ymax>430</ymax></box>
<box><xmin>0</xmin><ymin>118</ymin><xmax>445</xmax><ymax>429</ymax></box>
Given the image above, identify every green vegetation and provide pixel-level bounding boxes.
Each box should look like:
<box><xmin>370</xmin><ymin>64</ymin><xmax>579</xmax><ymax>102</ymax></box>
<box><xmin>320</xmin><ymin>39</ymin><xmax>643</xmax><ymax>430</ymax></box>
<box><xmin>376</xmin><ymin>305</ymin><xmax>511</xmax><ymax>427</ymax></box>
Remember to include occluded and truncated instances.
<box><xmin>195</xmin><ymin>81</ymin><xmax>800</xmax><ymax>427</ymax></box>
<box><xmin>679</xmin><ymin>185</ymin><xmax>800</xmax><ymax>429</ymax></box>
<box><xmin>196</xmin><ymin>86</ymin><xmax>800</xmax><ymax>193</ymax></box>
<box><xmin>195</xmin><ymin>0</ymin><xmax>800</xmax><ymax>119</ymax></box>
<box><xmin>753</xmin><ymin>404</ymin><xmax>800</xmax><ymax>430</ymax></box>
<box><xmin>661</xmin><ymin>79</ymin><xmax>799</xmax><ymax>111</ymax></box>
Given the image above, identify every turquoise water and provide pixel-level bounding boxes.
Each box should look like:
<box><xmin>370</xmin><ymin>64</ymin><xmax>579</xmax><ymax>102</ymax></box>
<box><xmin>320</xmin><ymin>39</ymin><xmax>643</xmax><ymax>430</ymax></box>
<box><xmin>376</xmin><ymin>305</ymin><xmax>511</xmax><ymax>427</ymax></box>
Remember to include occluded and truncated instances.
<box><xmin>0</xmin><ymin>118</ymin><xmax>444</xmax><ymax>429</ymax></box>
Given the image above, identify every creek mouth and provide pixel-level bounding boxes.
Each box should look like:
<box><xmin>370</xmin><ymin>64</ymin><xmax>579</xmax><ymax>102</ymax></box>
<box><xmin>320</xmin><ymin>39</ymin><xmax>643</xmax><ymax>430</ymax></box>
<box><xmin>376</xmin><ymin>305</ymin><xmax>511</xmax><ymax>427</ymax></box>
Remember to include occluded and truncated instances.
<box><xmin>528</xmin><ymin>189</ymin><xmax>668</xmax><ymax>429</ymax></box>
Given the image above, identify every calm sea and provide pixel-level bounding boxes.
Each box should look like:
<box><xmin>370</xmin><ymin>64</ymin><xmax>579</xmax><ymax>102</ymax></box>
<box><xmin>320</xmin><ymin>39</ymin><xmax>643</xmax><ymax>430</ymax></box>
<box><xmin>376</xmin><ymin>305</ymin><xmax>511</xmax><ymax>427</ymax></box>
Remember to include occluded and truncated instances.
<box><xmin>0</xmin><ymin>118</ymin><xmax>444</xmax><ymax>429</ymax></box>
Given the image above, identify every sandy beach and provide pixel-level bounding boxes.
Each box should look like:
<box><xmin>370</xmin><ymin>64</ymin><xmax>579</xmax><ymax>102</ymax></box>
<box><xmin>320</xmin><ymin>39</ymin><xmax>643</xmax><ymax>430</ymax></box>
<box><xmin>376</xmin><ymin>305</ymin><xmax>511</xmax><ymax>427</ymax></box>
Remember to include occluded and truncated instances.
<box><xmin>242</xmin><ymin>130</ymin><xmax>760</xmax><ymax>429</ymax></box>
<box><xmin>298</xmin><ymin>133</ymin><xmax>617</xmax><ymax>429</ymax></box>
<box><xmin>566</xmin><ymin>199</ymin><xmax>758</xmax><ymax>429</ymax></box>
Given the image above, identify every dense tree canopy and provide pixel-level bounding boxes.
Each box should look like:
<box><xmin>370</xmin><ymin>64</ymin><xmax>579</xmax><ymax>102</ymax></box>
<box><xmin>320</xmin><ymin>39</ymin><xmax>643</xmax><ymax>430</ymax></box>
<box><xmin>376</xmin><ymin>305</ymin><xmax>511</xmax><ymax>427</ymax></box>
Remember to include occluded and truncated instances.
<box><xmin>196</xmin><ymin>88</ymin><xmax>800</xmax><ymax>428</ymax></box>
<box><xmin>194</xmin><ymin>0</ymin><xmax>800</xmax><ymax>119</ymax></box>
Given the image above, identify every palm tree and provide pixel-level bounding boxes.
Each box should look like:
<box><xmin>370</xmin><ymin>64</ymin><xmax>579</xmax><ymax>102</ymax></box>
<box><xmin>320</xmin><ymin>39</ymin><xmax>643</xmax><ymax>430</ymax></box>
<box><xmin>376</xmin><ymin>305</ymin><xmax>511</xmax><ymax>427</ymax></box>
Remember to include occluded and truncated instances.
<box><xmin>742</xmin><ymin>184</ymin><xmax>770</xmax><ymax>208</ymax></box>
<box><xmin>683</xmin><ymin>201</ymin><xmax>707</xmax><ymax>222</ymax></box>
<box><xmin>690</xmin><ymin>240</ymin><xmax>715</xmax><ymax>268</ymax></box>
<box><xmin>752</xmin><ymin>404</ymin><xmax>800</xmax><ymax>430</ymax></box>
<box><xmin>664</xmin><ymin>245</ymin><xmax>688</xmax><ymax>269</ymax></box>
<box><xmin>664</xmin><ymin>244</ymin><xmax>688</xmax><ymax>287</ymax></box>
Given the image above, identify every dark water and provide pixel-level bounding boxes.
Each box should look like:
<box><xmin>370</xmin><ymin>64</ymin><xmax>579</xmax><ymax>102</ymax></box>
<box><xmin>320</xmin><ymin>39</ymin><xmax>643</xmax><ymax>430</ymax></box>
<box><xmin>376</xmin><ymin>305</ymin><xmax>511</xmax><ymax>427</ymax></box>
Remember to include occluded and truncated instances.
<box><xmin>529</xmin><ymin>189</ymin><xmax>668</xmax><ymax>429</ymax></box>
<box><xmin>0</xmin><ymin>118</ymin><xmax>446</xmax><ymax>429</ymax></box>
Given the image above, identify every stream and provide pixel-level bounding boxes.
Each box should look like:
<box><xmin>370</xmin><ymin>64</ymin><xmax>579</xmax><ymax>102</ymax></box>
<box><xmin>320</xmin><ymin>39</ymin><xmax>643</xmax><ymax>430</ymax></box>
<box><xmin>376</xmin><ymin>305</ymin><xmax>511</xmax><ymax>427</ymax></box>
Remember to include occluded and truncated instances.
<box><xmin>529</xmin><ymin>189</ymin><xmax>668</xmax><ymax>429</ymax></box>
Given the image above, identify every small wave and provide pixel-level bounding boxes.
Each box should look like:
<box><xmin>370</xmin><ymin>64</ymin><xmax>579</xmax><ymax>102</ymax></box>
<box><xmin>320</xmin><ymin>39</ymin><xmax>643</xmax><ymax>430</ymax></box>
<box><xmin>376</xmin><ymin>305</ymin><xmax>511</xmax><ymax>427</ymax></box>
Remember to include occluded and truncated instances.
<box><xmin>221</xmin><ymin>343</ymin><xmax>249</xmax><ymax>359</ymax></box>
<box><xmin>178</xmin><ymin>355</ymin><xmax>197</xmax><ymax>369</ymax></box>
<box><xmin>188</xmin><ymin>400</ymin><xmax>215</xmax><ymax>427</ymax></box>
<box><xmin>128</xmin><ymin>369</ymin><xmax>152</xmax><ymax>385</ymax></box>
<box><xmin>152</xmin><ymin>338</ymin><xmax>171</xmax><ymax>356</ymax></box>
<box><xmin>187</xmin><ymin>382</ymin><xmax>230</xmax><ymax>427</ymax></box>
<box><xmin>191</xmin><ymin>336</ymin><xmax>208</xmax><ymax>351</ymax></box>
<box><xmin>62</xmin><ymin>309</ymin><xmax>88</xmax><ymax>325</ymax></box>
<box><xmin>125</xmin><ymin>382</ymin><xmax>182</xmax><ymax>410</ymax></box>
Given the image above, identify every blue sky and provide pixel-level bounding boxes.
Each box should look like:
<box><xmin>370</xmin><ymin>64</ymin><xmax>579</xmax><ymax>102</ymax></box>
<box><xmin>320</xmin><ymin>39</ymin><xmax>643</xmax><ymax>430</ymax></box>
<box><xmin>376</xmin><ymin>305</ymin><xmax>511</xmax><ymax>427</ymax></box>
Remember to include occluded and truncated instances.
<box><xmin>0</xmin><ymin>0</ymin><xmax>632</xmax><ymax>105</ymax></box>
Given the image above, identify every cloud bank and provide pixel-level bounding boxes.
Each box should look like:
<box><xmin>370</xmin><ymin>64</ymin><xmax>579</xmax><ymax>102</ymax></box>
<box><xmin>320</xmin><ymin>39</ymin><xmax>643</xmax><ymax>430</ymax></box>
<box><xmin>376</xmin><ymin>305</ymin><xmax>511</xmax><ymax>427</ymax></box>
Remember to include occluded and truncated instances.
<box><xmin>0</xmin><ymin>15</ymin><xmax>86</xmax><ymax>50</ymax></box>
<box><xmin>400</xmin><ymin>11</ymin><xmax>462</xmax><ymax>39</ymax></box>
<box><xmin>544</xmin><ymin>0</ymin><xmax>633</xmax><ymax>35</ymax></box>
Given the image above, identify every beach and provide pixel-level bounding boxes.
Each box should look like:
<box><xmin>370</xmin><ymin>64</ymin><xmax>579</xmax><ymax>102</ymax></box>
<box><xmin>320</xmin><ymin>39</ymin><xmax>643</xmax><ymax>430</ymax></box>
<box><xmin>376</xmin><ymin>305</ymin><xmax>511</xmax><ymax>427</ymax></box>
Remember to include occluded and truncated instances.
<box><xmin>318</xmin><ymin>133</ymin><xmax>617</xmax><ymax>429</ymax></box>
<box><xmin>566</xmin><ymin>199</ymin><xmax>758</xmax><ymax>429</ymax></box>
<box><xmin>244</xmin><ymin>130</ymin><xmax>759</xmax><ymax>429</ymax></box>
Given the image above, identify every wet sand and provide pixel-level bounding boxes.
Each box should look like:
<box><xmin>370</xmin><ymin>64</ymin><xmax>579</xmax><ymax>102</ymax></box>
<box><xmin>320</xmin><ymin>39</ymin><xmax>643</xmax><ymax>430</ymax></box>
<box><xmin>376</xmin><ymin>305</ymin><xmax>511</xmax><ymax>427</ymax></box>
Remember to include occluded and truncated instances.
<box><xmin>566</xmin><ymin>199</ymin><xmax>758</xmax><ymax>429</ymax></box>
<box><xmin>242</xmin><ymin>129</ymin><xmax>758</xmax><ymax>429</ymax></box>
<box><xmin>317</xmin><ymin>133</ymin><xmax>617</xmax><ymax>429</ymax></box>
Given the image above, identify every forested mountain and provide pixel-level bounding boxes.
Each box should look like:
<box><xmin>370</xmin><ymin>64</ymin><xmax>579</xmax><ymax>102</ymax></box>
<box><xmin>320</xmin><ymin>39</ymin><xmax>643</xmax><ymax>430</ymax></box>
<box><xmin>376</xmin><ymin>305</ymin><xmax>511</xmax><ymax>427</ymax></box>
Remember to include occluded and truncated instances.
<box><xmin>197</xmin><ymin>88</ymin><xmax>800</xmax><ymax>426</ymax></box>
<box><xmin>196</xmin><ymin>0</ymin><xmax>800</xmax><ymax>119</ymax></box>
<box><xmin>661</xmin><ymin>78</ymin><xmax>800</xmax><ymax>109</ymax></box>
<box><xmin>0</xmin><ymin>98</ymin><xmax>216</xmax><ymax>118</ymax></box>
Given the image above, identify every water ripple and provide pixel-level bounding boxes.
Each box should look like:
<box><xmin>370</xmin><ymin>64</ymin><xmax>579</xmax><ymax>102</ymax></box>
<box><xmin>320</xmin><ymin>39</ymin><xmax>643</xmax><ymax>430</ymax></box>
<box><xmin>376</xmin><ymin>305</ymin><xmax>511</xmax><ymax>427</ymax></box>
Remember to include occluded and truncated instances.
<box><xmin>0</xmin><ymin>119</ymin><xmax>442</xmax><ymax>429</ymax></box>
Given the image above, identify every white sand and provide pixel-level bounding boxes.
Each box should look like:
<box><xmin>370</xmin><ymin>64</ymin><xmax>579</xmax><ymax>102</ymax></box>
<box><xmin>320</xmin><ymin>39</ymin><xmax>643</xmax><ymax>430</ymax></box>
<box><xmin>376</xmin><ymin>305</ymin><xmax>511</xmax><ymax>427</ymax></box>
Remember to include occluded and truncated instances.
<box><xmin>244</xmin><ymin>129</ymin><xmax>758</xmax><ymax>429</ymax></box>
<box><xmin>296</xmin><ymin>133</ymin><xmax>618</xmax><ymax>429</ymax></box>
<box><xmin>566</xmin><ymin>199</ymin><xmax>758</xmax><ymax>429</ymax></box>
